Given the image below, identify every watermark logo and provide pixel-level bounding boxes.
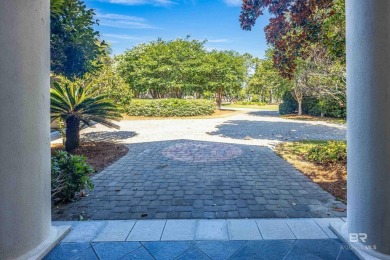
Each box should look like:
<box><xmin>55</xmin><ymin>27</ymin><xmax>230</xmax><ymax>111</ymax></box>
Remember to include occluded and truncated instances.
<box><xmin>350</xmin><ymin>233</ymin><xmax>367</xmax><ymax>243</ymax></box>
<box><xmin>343</xmin><ymin>233</ymin><xmax>377</xmax><ymax>251</ymax></box>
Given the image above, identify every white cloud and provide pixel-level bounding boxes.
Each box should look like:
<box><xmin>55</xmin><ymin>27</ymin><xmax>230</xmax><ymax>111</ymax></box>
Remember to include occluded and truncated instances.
<box><xmin>98</xmin><ymin>13</ymin><xmax>146</xmax><ymax>22</ymax></box>
<box><xmin>102</xmin><ymin>0</ymin><xmax>175</xmax><ymax>6</ymax></box>
<box><xmin>223</xmin><ymin>0</ymin><xmax>242</xmax><ymax>6</ymax></box>
<box><xmin>101</xmin><ymin>33</ymin><xmax>142</xmax><ymax>40</ymax></box>
<box><xmin>96</xmin><ymin>12</ymin><xmax>157</xmax><ymax>29</ymax></box>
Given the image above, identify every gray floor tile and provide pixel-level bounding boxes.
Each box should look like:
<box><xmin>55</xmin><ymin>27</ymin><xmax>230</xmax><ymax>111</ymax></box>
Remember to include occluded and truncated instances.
<box><xmin>196</xmin><ymin>220</ymin><xmax>228</xmax><ymax>240</ymax></box>
<box><xmin>176</xmin><ymin>247</ymin><xmax>211</xmax><ymax>260</ymax></box>
<box><xmin>52</xmin><ymin>221</ymin><xmax>78</xmax><ymax>227</ymax></box>
<box><xmin>161</xmin><ymin>219</ymin><xmax>196</xmax><ymax>241</ymax></box>
<box><xmin>286</xmin><ymin>219</ymin><xmax>328</xmax><ymax>239</ymax></box>
<box><xmin>93</xmin><ymin>220</ymin><xmax>136</xmax><ymax>241</ymax></box>
<box><xmin>256</xmin><ymin>219</ymin><xmax>295</xmax><ymax>240</ymax></box>
<box><xmin>196</xmin><ymin>241</ymin><xmax>246</xmax><ymax>259</ymax></box>
<box><xmin>44</xmin><ymin>243</ymin><xmax>91</xmax><ymax>259</ymax></box>
<box><xmin>127</xmin><ymin>220</ymin><xmax>166</xmax><ymax>241</ymax></box>
<box><xmin>313</xmin><ymin>218</ymin><xmax>344</xmax><ymax>239</ymax></box>
<box><xmin>121</xmin><ymin>246</ymin><xmax>154</xmax><ymax>259</ymax></box>
<box><xmin>143</xmin><ymin>241</ymin><xmax>193</xmax><ymax>260</ymax></box>
<box><xmin>92</xmin><ymin>242</ymin><xmax>141</xmax><ymax>259</ymax></box>
<box><xmin>285</xmin><ymin>239</ymin><xmax>342</xmax><ymax>259</ymax></box>
<box><xmin>62</xmin><ymin>221</ymin><xmax>106</xmax><ymax>242</ymax></box>
<box><xmin>227</xmin><ymin>219</ymin><xmax>262</xmax><ymax>240</ymax></box>
<box><xmin>230</xmin><ymin>240</ymin><xmax>294</xmax><ymax>260</ymax></box>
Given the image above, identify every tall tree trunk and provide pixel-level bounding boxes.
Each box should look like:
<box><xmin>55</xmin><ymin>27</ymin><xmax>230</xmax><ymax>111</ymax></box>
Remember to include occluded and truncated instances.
<box><xmin>65</xmin><ymin>116</ymin><xmax>80</xmax><ymax>152</ymax></box>
<box><xmin>297</xmin><ymin>100</ymin><xmax>303</xmax><ymax>115</ymax></box>
<box><xmin>216</xmin><ymin>90</ymin><xmax>222</xmax><ymax>110</ymax></box>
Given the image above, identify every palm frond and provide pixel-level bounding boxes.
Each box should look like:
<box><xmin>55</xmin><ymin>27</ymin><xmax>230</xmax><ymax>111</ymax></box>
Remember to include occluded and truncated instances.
<box><xmin>50</xmin><ymin>82</ymin><xmax>121</xmax><ymax>128</ymax></box>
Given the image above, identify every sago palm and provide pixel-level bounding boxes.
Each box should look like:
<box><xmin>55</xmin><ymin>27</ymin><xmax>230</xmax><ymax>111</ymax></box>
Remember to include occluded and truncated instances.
<box><xmin>51</xmin><ymin>82</ymin><xmax>122</xmax><ymax>151</ymax></box>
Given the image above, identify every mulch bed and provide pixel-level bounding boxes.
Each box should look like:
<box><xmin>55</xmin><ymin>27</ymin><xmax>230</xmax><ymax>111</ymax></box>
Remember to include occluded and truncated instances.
<box><xmin>51</xmin><ymin>142</ymin><xmax>129</xmax><ymax>173</ymax></box>
<box><xmin>275</xmin><ymin>143</ymin><xmax>347</xmax><ymax>203</ymax></box>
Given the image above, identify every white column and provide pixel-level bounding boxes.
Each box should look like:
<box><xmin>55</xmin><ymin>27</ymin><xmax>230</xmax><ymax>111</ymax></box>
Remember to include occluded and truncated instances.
<box><xmin>347</xmin><ymin>0</ymin><xmax>390</xmax><ymax>256</ymax></box>
<box><xmin>0</xmin><ymin>1</ymin><xmax>68</xmax><ymax>259</ymax></box>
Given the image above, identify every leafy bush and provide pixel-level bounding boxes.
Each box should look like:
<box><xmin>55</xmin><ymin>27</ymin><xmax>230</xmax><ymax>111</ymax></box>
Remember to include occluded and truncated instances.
<box><xmin>279</xmin><ymin>91</ymin><xmax>346</xmax><ymax>119</ymax></box>
<box><xmin>305</xmin><ymin>141</ymin><xmax>347</xmax><ymax>165</ymax></box>
<box><xmin>125</xmin><ymin>99</ymin><xmax>215</xmax><ymax>117</ymax></box>
<box><xmin>51</xmin><ymin>151</ymin><xmax>94</xmax><ymax>204</ymax></box>
<box><xmin>279</xmin><ymin>91</ymin><xmax>297</xmax><ymax>115</ymax></box>
<box><xmin>251</xmin><ymin>94</ymin><xmax>260</xmax><ymax>102</ymax></box>
<box><xmin>301</xmin><ymin>96</ymin><xmax>318</xmax><ymax>115</ymax></box>
<box><xmin>322</xmin><ymin>99</ymin><xmax>346</xmax><ymax>118</ymax></box>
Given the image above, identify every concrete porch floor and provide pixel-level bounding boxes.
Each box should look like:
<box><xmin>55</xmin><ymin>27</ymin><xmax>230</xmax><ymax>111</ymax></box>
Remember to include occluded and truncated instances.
<box><xmin>46</xmin><ymin>218</ymin><xmax>358</xmax><ymax>259</ymax></box>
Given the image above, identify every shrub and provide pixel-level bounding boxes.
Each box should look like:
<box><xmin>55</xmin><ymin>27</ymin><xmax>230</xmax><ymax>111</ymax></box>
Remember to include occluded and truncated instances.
<box><xmin>305</xmin><ymin>141</ymin><xmax>347</xmax><ymax>165</ymax></box>
<box><xmin>251</xmin><ymin>94</ymin><xmax>260</xmax><ymax>102</ymax></box>
<box><xmin>51</xmin><ymin>151</ymin><xmax>94</xmax><ymax>204</ymax></box>
<box><xmin>125</xmin><ymin>99</ymin><xmax>215</xmax><ymax>117</ymax></box>
<box><xmin>322</xmin><ymin>99</ymin><xmax>347</xmax><ymax>118</ymax></box>
<box><xmin>279</xmin><ymin>91</ymin><xmax>346</xmax><ymax>119</ymax></box>
<box><xmin>279</xmin><ymin>91</ymin><xmax>297</xmax><ymax>115</ymax></box>
<box><xmin>302</xmin><ymin>96</ymin><xmax>321</xmax><ymax>116</ymax></box>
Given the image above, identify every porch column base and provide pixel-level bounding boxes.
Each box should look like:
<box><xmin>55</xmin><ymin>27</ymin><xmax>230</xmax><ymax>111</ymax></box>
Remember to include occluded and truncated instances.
<box><xmin>330</xmin><ymin>223</ymin><xmax>390</xmax><ymax>260</ymax></box>
<box><xmin>18</xmin><ymin>226</ymin><xmax>70</xmax><ymax>260</ymax></box>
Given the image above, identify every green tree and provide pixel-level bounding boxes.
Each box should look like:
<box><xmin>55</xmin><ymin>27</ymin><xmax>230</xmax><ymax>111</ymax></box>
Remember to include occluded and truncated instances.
<box><xmin>322</xmin><ymin>0</ymin><xmax>346</xmax><ymax>62</ymax></box>
<box><xmin>204</xmin><ymin>51</ymin><xmax>247</xmax><ymax>109</ymax></box>
<box><xmin>247</xmin><ymin>50</ymin><xmax>291</xmax><ymax>103</ymax></box>
<box><xmin>116</xmin><ymin>37</ymin><xmax>207</xmax><ymax>98</ymax></box>
<box><xmin>50</xmin><ymin>0</ymin><xmax>106</xmax><ymax>79</ymax></box>
<box><xmin>240</xmin><ymin>0</ymin><xmax>343</xmax><ymax>78</ymax></box>
<box><xmin>50</xmin><ymin>82</ymin><xmax>121</xmax><ymax>152</ymax></box>
<box><xmin>291</xmin><ymin>44</ymin><xmax>346</xmax><ymax>116</ymax></box>
<box><xmin>78</xmin><ymin>53</ymin><xmax>132</xmax><ymax>106</ymax></box>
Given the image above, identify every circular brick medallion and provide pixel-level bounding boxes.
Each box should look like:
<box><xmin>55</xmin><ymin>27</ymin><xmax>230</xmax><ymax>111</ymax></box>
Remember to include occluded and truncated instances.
<box><xmin>162</xmin><ymin>142</ymin><xmax>243</xmax><ymax>163</ymax></box>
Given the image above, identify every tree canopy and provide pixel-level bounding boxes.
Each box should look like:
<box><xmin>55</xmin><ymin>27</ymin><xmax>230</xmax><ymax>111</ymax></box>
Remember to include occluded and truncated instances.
<box><xmin>116</xmin><ymin>38</ymin><xmax>248</xmax><ymax>107</ymax></box>
<box><xmin>50</xmin><ymin>0</ymin><xmax>107</xmax><ymax>79</ymax></box>
<box><xmin>240</xmin><ymin>0</ymin><xmax>343</xmax><ymax>78</ymax></box>
<box><xmin>204</xmin><ymin>50</ymin><xmax>247</xmax><ymax>108</ymax></box>
<box><xmin>247</xmin><ymin>52</ymin><xmax>291</xmax><ymax>103</ymax></box>
<box><xmin>116</xmin><ymin>38</ymin><xmax>207</xmax><ymax>99</ymax></box>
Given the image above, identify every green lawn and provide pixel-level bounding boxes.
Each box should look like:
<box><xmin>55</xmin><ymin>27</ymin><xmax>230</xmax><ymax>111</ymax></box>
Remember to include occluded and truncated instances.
<box><xmin>222</xmin><ymin>104</ymin><xmax>279</xmax><ymax>111</ymax></box>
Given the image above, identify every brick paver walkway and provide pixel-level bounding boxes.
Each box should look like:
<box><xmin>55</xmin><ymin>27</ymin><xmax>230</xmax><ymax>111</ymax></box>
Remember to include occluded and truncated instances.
<box><xmin>53</xmin><ymin>110</ymin><xmax>346</xmax><ymax>220</ymax></box>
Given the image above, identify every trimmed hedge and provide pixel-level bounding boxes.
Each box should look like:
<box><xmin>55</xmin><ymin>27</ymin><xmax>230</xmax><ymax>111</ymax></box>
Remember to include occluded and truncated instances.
<box><xmin>125</xmin><ymin>99</ymin><xmax>216</xmax><ymax>117</ymax></box>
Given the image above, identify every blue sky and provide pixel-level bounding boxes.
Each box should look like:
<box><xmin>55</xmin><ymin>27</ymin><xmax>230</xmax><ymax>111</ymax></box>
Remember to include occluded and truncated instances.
<box><xmin>84</xmin><ymin>0</ymin><xmax>271</xmax><ymax>57</ymax></box>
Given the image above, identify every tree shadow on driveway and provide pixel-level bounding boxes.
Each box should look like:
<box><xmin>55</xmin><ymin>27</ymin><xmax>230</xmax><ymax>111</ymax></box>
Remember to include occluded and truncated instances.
<box><xmin>247</xmin><ymin>110</ymin><xmax>281</xmax><ymax>117</ymax></box>
<box><xmin>82</xmin><ymin>131</ymin><xmax>138</xmax><ymax>142</ymax></box>
<box><xmin>209</xmin><ymin>120</ymin><xmax>346</xmax><ymax>141</ymax></box>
